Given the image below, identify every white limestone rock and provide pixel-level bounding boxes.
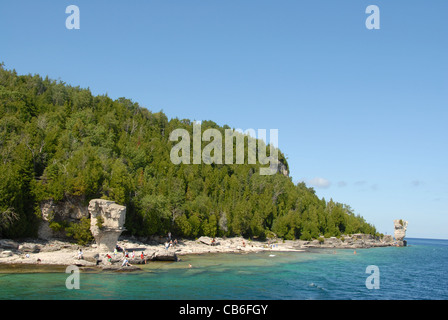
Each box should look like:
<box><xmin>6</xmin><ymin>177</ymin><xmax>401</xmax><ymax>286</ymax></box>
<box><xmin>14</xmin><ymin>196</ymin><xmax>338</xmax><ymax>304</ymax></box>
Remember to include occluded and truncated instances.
<box><xmin>394</xmin><ymin>219</ymin><xmax>408</xmax><ymax>245</ymax></box>
<box><xmin>88</xmin><ymin>199</ymin><xmax>126</xmax><ymax>252</ymax></box>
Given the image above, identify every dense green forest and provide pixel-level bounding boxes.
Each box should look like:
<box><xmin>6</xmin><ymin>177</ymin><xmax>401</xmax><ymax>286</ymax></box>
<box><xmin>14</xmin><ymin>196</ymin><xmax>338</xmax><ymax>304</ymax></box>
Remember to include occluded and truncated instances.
<box><xmin>0</xmin><ymin>64</ymin><xmax>378</xmax><ymax>241</ymax></box>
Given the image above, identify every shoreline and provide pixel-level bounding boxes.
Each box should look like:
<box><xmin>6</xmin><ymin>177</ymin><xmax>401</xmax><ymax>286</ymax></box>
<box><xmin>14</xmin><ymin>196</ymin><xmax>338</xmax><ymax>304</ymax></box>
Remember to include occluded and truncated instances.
<box><xmin>0</xmin><ymin>235</ymin><xmax>398</xmax><ymax>271</ymax></box>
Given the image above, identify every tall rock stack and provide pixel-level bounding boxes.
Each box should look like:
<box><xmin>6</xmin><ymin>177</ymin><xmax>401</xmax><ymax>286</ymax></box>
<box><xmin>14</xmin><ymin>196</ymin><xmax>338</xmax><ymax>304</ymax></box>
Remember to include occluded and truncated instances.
<box><xmin>393</xmin><ymin>219</ymin><xmax>408</xmax><ymax>246</ymax></box>
<box><xmin>89</xmin><ymin>199</ymin><xmax>126</xmax><ymax>252</ymax></box>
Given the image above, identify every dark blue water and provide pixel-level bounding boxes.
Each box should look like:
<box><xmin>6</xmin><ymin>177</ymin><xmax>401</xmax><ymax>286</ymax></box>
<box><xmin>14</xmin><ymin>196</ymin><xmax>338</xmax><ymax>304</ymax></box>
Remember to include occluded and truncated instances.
<box><xmin>1</xmin><ymin>238</ymin><xmax>447</xmax><ymax>300</ymax></box>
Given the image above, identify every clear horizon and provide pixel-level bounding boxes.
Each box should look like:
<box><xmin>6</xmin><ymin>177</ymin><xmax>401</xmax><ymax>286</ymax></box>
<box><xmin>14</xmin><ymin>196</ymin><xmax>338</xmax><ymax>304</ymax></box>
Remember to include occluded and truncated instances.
<box><xmin>1</xmin><ymin>0</ymin><xmax>447</xmax><ymax>239</ymax></box>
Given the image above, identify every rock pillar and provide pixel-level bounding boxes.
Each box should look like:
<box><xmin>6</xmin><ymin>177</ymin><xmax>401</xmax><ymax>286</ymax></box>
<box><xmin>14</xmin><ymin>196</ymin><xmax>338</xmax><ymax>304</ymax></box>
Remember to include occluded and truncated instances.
<box><xmin>88</xmin><ymin>199</ymin><xmax>126</xmax><ymax>252</ymax></box>
<box><xmin>393</xmin><ymin>219</ymin><xmax>408</xmax><ymax>246</ymax></box>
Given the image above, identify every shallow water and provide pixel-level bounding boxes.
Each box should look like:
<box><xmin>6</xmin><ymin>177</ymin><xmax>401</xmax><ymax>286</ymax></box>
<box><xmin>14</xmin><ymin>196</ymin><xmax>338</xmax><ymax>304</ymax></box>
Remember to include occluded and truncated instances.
<box><xmin>0</xmin><ymin>238</ymin><xmax>447</xmax><ymax>300</ymax></box>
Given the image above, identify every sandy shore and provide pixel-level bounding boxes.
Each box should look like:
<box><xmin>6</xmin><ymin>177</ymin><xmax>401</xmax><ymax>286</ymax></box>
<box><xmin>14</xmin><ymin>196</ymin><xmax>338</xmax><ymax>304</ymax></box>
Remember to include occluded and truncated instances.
<box><xmin>0</xmin><ymin>234</ymin><xmax>395</xmax><ymax>269</ymax></box>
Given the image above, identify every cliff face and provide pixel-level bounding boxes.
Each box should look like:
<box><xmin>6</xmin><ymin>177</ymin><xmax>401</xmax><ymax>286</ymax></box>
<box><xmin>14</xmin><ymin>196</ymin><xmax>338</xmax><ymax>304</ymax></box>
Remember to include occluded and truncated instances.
<box><xmin>38</xmin><ymin>196</ymin><xmax>89</xmax><ymax>239</ymax></box>
<box><xmin>277</xmin><ymin>160</ymin><xmax>289</xmax><ymax>177</ymax></box>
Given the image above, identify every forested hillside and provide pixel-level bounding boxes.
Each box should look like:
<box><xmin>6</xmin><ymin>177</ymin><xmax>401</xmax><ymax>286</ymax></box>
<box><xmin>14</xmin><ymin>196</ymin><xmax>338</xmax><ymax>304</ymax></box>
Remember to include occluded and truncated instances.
<box><xmin>0</xmin><ymin>64</ymin><xmax>378</xmax><ymax>241</ymax></box>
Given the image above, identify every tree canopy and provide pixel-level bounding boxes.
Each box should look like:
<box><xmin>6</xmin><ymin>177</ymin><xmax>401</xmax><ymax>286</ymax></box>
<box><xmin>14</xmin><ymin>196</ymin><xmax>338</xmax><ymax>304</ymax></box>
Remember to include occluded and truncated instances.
<box><xmin>0</xmin><ymin>64</ymin><xmax>378</xmax><ymax>240</ymax></box>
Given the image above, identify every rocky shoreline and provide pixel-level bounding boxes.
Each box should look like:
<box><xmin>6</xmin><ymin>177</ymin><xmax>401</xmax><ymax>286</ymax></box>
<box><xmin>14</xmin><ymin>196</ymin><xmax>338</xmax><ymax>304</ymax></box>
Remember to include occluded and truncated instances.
<box><xmin>5</xmin><ymin>198</ymin><xmax>404</xmax><ymax>272</ymax></box>
<box><xmin>0</xmin><ymin>234</ymin><xmax>401</xmax><ymax>272</ymax></box>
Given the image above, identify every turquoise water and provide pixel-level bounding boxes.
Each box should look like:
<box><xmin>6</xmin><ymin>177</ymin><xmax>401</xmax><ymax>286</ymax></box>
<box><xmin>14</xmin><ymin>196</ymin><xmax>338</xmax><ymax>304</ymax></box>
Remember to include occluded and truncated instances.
<box><xmin>0</xmin><ymin>238</ymin><xmax>447</xmax><ymax>300</ymax></box>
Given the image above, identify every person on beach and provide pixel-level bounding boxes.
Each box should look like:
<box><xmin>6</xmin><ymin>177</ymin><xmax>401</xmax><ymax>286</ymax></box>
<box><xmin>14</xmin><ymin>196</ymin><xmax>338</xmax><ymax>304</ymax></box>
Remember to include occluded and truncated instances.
<box><xmin>78</xmin><ymin>248</ymin><xmax>83</xmax><ymax>260</ymax></box>
<box><xmin>106</xmin><ymin>254</ymin><xmax>112</xmax><ymax>265</ymax></box>
<box><xmin>122</xmin><ymin>257</ymin><xmax>132</xmax><ymax>267</ymax></box>
<box><xmin>140</xmin><ymin>251</ymin><xmax>146</xmax><ymax>264</ymax></box>
<box><xmin>114</xmin><ymin>248</ymin><xmax>118</xmax><ymax>257</ymax></box>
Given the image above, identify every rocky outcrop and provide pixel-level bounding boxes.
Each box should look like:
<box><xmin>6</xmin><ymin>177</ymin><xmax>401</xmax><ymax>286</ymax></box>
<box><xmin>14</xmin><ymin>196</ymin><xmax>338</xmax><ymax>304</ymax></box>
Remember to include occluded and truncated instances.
<box><xmin>0</xmin><ymin>239</ymin><xmax>19</xmax><ymax>250</ymax></box>
<box><xmin>88</xmin><ymin>199</ymin><xmax>126</xmax><ymax>252</ymax></box>
<box><xmin>150</xmin><ymin>250</ymin><xmax>178</xmax><ymax>262</ymax></box>
<box><xmin>394</xmin><ymin>219</ymin><xmax>408</xmax><ymax>246</ymax></box>
<box><xmin>18</xmin><ymin>243</ymin><xmax>40</xmax><ymax>253</ymax></box>
<box><xmin>1</xmin><ymin>250</ymin><xmax>13</xmax><ymax>257</ymax></box>
<box><xmin>277</xmin><ymin>160</ymin><xmax>289</xmax><ymax>177</ymax></box>
<box><xmin>83</xmin><ymin>252</ymin><xmax>101</xmax><ymax>265</ymax></box>
<box><xmin>197</xmin><ymin>236</ymin><xmax>220</xmax><ymax>246</ymax></box>
<box><xmin>298</xmin><ymin>234</ymin><xmax>394</xmax><ymax>249</ymax></box>
<box><xmin>38</xmin><ymin>196</ymin><xmax>89</xmax><ymax>240</ymax></box>
<box><xmin>38</xmin><ymin>197</ymin><xmax>127</xmax><ymax>251</ymax></box>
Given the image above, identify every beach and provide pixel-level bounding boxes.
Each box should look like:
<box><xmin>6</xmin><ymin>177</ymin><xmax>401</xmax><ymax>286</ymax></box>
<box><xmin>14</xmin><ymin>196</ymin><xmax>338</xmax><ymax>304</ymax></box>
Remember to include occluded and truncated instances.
<box><xmin>0</xmin><ymin>234</ymin><xmax>395</xmax><ymax>269</ymax></box>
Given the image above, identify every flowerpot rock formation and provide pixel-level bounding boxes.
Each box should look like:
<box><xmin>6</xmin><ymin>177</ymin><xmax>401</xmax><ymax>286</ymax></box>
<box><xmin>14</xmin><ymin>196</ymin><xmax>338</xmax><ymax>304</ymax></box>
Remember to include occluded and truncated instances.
<box><xmin>394</xmin><ymin>219</ymin><xmax>408</xmax><ymax>246</ymax></box>
<box><xmin>89</xmin><ymin>199</ymin><xmax>126</xmax><ymax>252</ymax></box>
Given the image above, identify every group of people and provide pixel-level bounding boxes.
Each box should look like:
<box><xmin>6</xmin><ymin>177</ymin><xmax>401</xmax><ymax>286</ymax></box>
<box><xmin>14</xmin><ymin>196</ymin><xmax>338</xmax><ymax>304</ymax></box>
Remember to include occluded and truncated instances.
<box><xmin>76</xmin><ymin>245</ymin><xmax>146</xmax><ymax>267</ymax></box>
<box><xmin>164</xmin><ymin>239</ymin><xmax>178</xmax><ymax>250</ymax></box>
<box><xmin>76</xmin><ymin>234</ymin><xmax>185</xmax><ymax>267</ymax></box>
<box><xmin>102</xmin><ymin>244</ymin><xmax>148</xmax><ymax>267</ymax></box>
<box><xmin>164</xmin><ymin>232</ymin><xmax>179</xmax><ymax>250</ymax></box>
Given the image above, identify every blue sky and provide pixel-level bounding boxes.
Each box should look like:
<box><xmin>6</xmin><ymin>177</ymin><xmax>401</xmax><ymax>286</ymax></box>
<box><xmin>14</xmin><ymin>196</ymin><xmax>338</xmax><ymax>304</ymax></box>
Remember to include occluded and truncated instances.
<box><xmin>1</xmin><ymin>0</ymin><xmax>447</xmax><ymax>238</ymax></box>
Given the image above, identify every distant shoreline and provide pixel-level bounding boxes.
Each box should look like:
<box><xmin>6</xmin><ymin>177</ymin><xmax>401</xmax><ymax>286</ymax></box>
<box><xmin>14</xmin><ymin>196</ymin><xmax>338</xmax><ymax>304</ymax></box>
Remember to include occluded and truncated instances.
<box><xmin>0</xmin><ymin>234</ymin><xmax>400</xmax><ymax>271</ymax></box>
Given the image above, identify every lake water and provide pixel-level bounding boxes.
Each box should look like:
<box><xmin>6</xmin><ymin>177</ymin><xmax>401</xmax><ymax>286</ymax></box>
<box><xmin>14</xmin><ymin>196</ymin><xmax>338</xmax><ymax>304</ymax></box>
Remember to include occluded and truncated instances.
<box><xmin>0</xmin><ymin>238</ymin><xmax>447</xmax><ymax>300</ymax></box>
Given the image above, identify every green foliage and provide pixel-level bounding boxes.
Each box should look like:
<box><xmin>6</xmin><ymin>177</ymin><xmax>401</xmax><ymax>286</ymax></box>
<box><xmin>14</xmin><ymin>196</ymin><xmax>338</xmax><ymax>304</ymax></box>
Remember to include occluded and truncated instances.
<box><xmin>299</xmin><ymin>231</ymin><xmax>312</xmax><ymax>241</ymax></box>
<box><xmin>48</xmin><ymin>220</ymin><xmax>68</xmax><ymax>233</ymax></box>
<box><xmin>65</xmin><ymin>217</ymin><xmax>93</xmax><ymax>246</ymax></box>
<box><xmin>0</xmin><ymin>65</ymin><xmax>378</xmax><ymax>240</ymax></box>
<box><xmin>0</xmin><ymin>208</ymin><xmax>19</xmax><ymax>238</ymax></box>
<box><xmin>96</xmin><ymin>215</ymin><xmax>104</xmax><ymax>230</ymax></box>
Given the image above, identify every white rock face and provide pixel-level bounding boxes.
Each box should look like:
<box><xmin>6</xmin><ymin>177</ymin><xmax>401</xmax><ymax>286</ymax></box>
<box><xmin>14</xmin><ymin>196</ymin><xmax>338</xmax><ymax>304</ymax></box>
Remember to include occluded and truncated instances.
<box><xmin>88</xmin><ymin>199</ymin><xmax>126</xmax><ymax>252</ymax></box>
<box><xmin>38</xmin><ymin>196</ymin><xmax>89</xmax><ymax>239</ymax></box>
<box><xmin>394</xmin><ymin>219</ymin><xmax>408</xmax><ymax>242</ymax></box>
